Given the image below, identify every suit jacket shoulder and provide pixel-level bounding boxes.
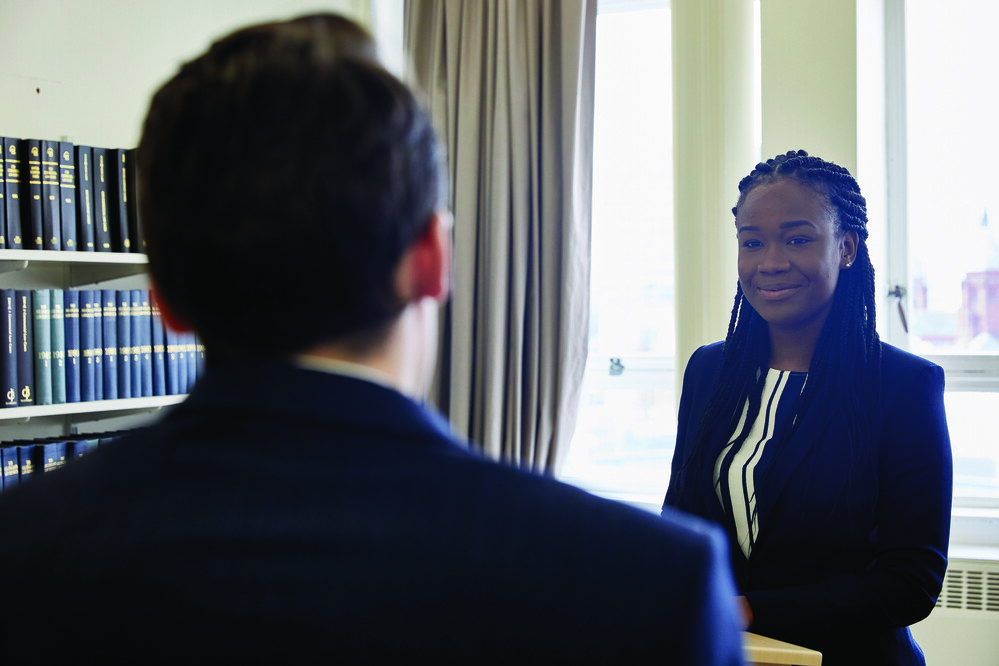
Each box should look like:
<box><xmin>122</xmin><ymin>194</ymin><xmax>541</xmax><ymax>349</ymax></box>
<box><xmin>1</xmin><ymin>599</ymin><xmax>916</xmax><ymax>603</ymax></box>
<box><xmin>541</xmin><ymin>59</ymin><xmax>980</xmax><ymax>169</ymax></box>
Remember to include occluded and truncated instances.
<box><xmin>0</xmin><ymin>360</ymin><xmax>744</xmax><ymax>664</ymax></box>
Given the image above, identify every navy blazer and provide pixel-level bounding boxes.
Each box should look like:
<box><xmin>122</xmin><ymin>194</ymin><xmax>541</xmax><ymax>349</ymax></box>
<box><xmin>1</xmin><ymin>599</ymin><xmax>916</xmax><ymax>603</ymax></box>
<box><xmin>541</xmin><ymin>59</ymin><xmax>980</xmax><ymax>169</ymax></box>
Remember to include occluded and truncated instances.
<box><xmin>664</xmin><ymin>342</ymin><xmax>952</xmax><ymax>666</ymax></box>
<box><xmin>0</xmin><ymin>359</ymin><xmax>743</xmax><ymax>663</ymax></box>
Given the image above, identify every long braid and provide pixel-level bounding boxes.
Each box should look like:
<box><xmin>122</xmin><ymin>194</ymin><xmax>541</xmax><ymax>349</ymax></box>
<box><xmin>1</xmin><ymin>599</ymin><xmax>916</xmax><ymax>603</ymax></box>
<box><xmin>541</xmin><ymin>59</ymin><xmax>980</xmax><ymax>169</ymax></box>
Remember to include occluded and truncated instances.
<box><xmin>672</xmin><ymin>150</ymin><xmax>882</xmax><ymax>524</ymax></box>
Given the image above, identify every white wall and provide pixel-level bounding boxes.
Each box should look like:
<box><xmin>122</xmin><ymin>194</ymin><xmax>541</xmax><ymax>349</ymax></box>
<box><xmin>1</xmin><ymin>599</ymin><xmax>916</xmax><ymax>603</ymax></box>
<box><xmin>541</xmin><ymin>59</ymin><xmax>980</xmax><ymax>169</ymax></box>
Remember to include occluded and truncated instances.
<box><xmin>0</xmin><ymin>0</ymin><xmax>376</xmax><ymax>149</ymax></box>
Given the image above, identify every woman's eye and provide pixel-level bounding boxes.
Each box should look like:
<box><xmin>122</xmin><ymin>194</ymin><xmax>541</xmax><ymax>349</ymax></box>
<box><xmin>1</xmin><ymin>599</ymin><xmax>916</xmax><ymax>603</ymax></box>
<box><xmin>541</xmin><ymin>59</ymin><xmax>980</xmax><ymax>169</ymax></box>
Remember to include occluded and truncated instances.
<box><xmin>742</xmin><ymin>239</ymin><xmax>762</xmax><ymax>249</ymax></box>
<box><xmin>787</xmin><ymin>237</ymin><xmax>811</xmax><ymax>246</ymax></box>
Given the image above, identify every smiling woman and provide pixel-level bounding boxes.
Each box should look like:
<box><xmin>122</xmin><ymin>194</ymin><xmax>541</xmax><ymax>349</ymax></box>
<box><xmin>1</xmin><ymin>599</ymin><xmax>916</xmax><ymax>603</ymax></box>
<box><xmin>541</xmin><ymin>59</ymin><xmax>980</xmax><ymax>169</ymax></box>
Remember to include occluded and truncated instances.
<box><xmin>736</xmin><ymin>179</ymin><xmax>857</xmax><ymax>371</ymax></box>
<box><xmin>663</xmin><ymin>150</ymin><xmax>953</xmax><ymax>666</ymax></box>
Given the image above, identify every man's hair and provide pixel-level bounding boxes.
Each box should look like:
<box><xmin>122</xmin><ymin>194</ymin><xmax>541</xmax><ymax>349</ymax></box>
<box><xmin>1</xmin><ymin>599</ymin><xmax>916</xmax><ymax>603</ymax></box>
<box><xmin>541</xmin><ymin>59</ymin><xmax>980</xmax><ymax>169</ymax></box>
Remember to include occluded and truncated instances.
<box><xmin>137</xmin><ymin>14</ymin><xmax>445</xmax><ymax>358</ymax></box>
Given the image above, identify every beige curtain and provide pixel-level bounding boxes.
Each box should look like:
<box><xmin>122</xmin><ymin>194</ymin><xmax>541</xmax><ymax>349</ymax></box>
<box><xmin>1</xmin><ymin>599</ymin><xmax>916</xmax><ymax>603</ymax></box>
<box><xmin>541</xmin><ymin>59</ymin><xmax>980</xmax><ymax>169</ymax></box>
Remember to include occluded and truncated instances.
<box><xmin>405</xmin><ymin>0</ymin><xmax>596</xmax><ymax>474</ymax></box>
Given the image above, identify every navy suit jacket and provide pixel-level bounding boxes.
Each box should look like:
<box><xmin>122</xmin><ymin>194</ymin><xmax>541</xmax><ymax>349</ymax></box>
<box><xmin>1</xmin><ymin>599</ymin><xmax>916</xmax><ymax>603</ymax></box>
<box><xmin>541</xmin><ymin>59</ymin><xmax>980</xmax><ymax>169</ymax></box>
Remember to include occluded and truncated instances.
<box><xmin>0</xmin><ymin>359</ymin><xmax>743</xmax><ymax>663</ymax></box>
<box><xmin>664</xmin><ymin>342</ymin><xmax>952</xmax><ymax>666</ymax></box>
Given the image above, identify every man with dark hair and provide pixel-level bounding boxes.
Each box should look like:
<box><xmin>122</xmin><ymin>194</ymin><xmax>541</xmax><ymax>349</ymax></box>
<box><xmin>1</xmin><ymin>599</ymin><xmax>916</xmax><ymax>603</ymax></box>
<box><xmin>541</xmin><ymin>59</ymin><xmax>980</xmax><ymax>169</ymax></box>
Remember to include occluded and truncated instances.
<box><xmin>0</xmin><ymin>14</ymin><xmax>744</xmax><ymax>663</ymax></box>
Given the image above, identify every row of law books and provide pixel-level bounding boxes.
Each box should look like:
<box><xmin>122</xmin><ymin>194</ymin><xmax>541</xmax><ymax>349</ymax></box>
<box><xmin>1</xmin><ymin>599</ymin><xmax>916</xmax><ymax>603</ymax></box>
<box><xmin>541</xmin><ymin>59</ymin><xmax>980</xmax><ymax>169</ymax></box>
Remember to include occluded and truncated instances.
<box><xmin>1</xmin><ymin>136</ymin><xmax>142</xmax><ymax>252</ymax></box>
<box><xmin>1</xmin><ymin>288</ymin><xmax>202</xmax><ymax>408</ymax></box>
<box><xmin>0</xmin><ymin>430</ymin><xmax>129</xmax><ymax>491</ymax></box>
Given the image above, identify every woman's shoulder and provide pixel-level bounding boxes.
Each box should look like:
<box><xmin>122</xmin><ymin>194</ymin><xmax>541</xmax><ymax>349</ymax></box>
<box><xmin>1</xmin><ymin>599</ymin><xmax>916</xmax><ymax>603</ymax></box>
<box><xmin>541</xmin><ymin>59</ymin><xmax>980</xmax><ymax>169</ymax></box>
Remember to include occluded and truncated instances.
<box><xmin>879</xmin><ymin>341</ymin><xmax>944</xmax><ymax>390</ymax></box>
<box><xmin>688</xmin><ymin>341</ymin><xmax>726</xmax><ymax>365</ymax></box>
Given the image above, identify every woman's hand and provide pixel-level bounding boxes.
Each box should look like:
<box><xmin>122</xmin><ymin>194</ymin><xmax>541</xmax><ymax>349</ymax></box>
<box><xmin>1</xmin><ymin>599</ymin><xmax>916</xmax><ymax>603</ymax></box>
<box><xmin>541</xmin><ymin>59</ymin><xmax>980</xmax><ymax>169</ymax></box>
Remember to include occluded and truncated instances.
<box><xmin>737</xmin><ymin>595</ymin><xmax>753</xmax><ymax>629</ymax></box>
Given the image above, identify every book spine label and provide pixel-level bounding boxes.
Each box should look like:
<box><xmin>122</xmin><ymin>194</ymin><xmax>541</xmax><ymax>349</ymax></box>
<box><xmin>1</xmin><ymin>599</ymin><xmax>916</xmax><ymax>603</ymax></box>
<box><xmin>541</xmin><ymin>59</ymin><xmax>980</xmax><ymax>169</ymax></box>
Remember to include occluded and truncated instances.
<box><xmin>151</xmin><ymin>297</ymin><xmax>166</xmax><ymax>396</ymax></box>
<box><xmin>101</xmin><ymin>289</ymin><xmax>117</xmax><ymax>400</ymax></box>
<box><xmin>3</xmin><ymin>138</ymin><xmax>23</xmax><ymax>248</ymax></box>
<box><xmin>1</xmin><ymin>290</ymin><xmax>17</xmax><ymax>407</ymax></box>
<box><xmin>41</xmin><ymin>140</ymin><xmax>61</xmax><ymax>250</ymax></box>
<box><xmin>24</xmin><ymin>139</ymin><xmax>44</xmax><ymax>249</ymax></box>
<box><xmin>91</xmin><ymin>147</ymin><xmax>113</xmax><ymax>251</ymax></box>
<box><xmin>75</xmin><ymin>146</ymin><xmax>95</xmax><ymax>251</ymax></box>
<box><xmin>64</xmin><ymin>290</ymin><xmax>81</xmax><ymax>403</ymax></box>
<box><xmin>116</xmin><ymin>290</ymin><xmax>131</xmax><ymax>399</ymax></box>
<box><xmin>58</xmin><ymin>141</ymin><xmax>77</xmax><ymax>250</ymax></box>
<box><xmin>50</xmin><ymin>288</ymin><xmax>66</xmax><ymax>404</ymax></box>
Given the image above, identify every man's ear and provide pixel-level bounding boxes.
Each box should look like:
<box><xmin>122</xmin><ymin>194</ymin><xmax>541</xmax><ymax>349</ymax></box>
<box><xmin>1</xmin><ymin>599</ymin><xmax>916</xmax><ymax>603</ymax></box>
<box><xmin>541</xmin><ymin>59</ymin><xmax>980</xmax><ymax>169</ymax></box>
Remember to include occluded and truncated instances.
<box><xmin>150</xmin><ymin>283</ymin><xmax>193</xmax><ymax>333</ymax></box>
<box><xmin>397</xmin><ymin>211</ymin><xmax>452</xmax><ymax>304</ymax></box>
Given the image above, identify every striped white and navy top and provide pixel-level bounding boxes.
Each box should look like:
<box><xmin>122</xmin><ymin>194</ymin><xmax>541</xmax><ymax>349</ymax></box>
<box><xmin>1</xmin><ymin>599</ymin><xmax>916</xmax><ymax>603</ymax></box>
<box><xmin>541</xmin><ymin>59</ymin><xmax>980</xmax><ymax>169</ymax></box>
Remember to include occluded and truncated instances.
<box><xmin>713</xmin><ymin>368</ymin><xmax>807</xmax><ymax>559</ymax></box>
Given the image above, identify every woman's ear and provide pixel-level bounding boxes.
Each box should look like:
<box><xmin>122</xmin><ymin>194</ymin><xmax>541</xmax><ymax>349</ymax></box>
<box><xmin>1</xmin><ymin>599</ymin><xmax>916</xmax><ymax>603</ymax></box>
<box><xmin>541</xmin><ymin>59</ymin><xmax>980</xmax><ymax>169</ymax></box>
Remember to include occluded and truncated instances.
<box><xmin>150</xmin><ymin>283</ymin><xmax>193</xmax><ymax>333</ymax></box>
<box><xmin>841</xmin><ymin>230</ymin><xmax>859</xmax><ymax>268</ymax></box>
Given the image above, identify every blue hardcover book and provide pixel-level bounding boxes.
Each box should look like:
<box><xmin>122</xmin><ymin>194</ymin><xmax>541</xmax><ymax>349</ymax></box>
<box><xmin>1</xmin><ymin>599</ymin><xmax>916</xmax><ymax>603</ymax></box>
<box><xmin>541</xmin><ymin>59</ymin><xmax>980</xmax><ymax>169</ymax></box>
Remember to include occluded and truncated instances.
<box><xmin>1</xmin><ymin>289</ymin><xmax>17</xmax><ymax>407</ymax></box>
<box><xmin>196</xmin><ymin>338</ymin><xmax>206</xmax><ymax>379</ymax></box>
<box><xmin>0</xmin><ymin>136</ymin><xmax>5</xmax><ymax>248</ymax></box>
<box><xmin>75</xmin><ymin>145</ymin><xmax>95</xmax><ymax>251</ymax></box>
<box><xmin>129</xmin><ymin>289</ymin><xmax>142</xmax><ymax>394</ymax></box>
<box><xmin>100</xmin><ymin>289</ymin><xmax>117</xmax><ymax>400</ymax></box>
<box><xmin>58</xmin><ymin>141</ymin><xmax>77</xmax><ymax>250</ymax></box>
<box><xmin>184</xmin><ymin>331</ymin><xmax>197</xmax><ymax>392</ymax></box>
<box><xmin>1</xmin><ymin>446</ymin><xmax>19</xmax><ymax>490</ymax></box>
<box><xmin>3</xmin><ymin>137</ymin><xmax>24</xmax><ymax>248</ymax></box>
<box><xmin>79</xmin><ymin>290</ymin><xmax>97</xmax><ymax>401</ymax></box>
<box><xmin>68</xmin><ymin>438</ymin><xmax>97</xmax><ymax>460</ymax></box>
<box><xmin>116</xmin><ymin>290</ymin><xmax>131</xmax><ymax>399</ymax></box>
<box><xmin>23</xmin><ymin>139</ymin><xmax>44</xmax><ymax>249</ymax></box>
<box><xmin>15</xmin><ymin>291</ymin><xmax>34</xmax><ymax>406</ymax></box>
<box><xmin>113</xmin><ymin>149</ymin><xmax>132</xmax><ymax>252</ymax></box>
<box><xmin>38</xmin><ymin>441</ymin><xmax>68</xmax><ymax>474</ymax></box>
<box><xmin>63</xmin><ymin>290</ymin><xmax>81</xmax><ymax>403</ymax></box>
<box><xmin>165</xmin><ymin>326</ymin><xmax>180</xmax><ymax>395</ymax></box>
<box><xmin>93</xmin><ymin>290</ymin><xmax>103</xmax><ymax>400</ymax></box>
<box><xmin>150</xmin><ymin>298</ymin><xmax>166</xmax><ymax>396</ymax></box>
<box><xmin>126</xmin><ymin>148</ymin><xmax>144</xmax><ymax>253</ymax></box>
<box><xmin>17</xmin><ymin>444</ymin><xmax>36</xmax><ymax>482</ymax></box>
<box><xmin>91</xmin><ymin>147</ymin><xmax>113</xmax><ymax>251</ymax></box>
<box><xmin>40</xmin><ymin>140</ymin><xmax>61</xmax><ymax>251</ymax></box>
<box><xmin>50</xmin><ymin>289</ymin><xmax>66</xmax><ymax>404</ymax></box>
<box><xmin>137</xmin><ymin>290</ymin><xmax>153</xmax><ymax>397</ymax></box>
<box><xmin>31</xmin><ymin>289</ymin><xmax>52</xmax><ymax>406</ymax></box>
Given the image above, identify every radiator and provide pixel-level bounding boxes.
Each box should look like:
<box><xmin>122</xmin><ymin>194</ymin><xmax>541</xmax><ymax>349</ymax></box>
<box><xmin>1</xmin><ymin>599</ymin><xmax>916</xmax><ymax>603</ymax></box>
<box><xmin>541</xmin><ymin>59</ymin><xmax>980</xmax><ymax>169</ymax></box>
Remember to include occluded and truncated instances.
<box><xmin>910</xmin><ymin>558</ymin><xmax>999</xmax><ymax>665</ymax></box>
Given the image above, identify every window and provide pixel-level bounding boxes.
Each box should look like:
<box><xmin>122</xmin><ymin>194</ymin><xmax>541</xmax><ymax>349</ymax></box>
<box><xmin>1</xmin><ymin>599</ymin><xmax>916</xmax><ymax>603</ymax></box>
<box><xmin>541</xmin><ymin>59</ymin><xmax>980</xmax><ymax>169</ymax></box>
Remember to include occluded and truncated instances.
<box><xmin>566</xmin><ymin>0</ymin><xmax>999</xmax><ymax>517</ymax></box>
<box><xmin>558</xmin><ymin>0</ymin><xmax>674</xmax><ymax>511</ymax></box>
<box><xmin>892</xmin><ymin>0</ymin><xmax>999</xmax><ymax>504</ymax></box>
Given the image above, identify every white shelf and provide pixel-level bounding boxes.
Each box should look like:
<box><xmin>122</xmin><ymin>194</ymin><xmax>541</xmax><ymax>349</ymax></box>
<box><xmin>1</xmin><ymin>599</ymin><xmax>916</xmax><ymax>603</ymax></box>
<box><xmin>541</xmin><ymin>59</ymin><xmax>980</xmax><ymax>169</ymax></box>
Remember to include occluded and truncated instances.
<box><xmin>0</xmin><ymin>395</ymin><xmax>185</xmax><ymax>423</ymax></box>
<box><xmin>0</xmin><ymin>249</ymin><xmax>147</xmax><ymax>269</ymax></box>
<box><xmin>0</xmin><ymin>249</ymin><xmax>149</xmax><ymax>286</ymax></box>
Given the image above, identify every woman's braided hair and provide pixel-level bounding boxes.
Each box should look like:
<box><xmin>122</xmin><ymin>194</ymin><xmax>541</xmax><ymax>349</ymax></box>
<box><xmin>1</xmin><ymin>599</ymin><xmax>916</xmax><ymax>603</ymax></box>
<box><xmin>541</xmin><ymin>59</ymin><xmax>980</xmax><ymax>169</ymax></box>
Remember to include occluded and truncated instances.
<box><xmin>672</xmin><ymin>150</ymin><xmax>881</xmax><ymax>520</ymax></box>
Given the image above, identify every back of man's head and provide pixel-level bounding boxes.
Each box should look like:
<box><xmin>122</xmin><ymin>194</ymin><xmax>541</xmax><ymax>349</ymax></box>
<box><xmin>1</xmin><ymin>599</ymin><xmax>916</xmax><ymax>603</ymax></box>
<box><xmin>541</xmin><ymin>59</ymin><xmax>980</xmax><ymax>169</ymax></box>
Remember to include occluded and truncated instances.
<box><xmin>138</xmin><ymin>14</ymin><xmax>445</xmax><ymax>359</ymax></box>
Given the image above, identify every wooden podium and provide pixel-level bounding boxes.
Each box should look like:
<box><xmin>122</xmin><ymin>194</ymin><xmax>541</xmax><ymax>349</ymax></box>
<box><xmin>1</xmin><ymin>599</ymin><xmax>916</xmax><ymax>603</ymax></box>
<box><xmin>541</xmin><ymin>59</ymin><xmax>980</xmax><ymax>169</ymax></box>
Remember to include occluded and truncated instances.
<box><xmin>744</xmin><ymin>632</ymin><xmax>822</xmax><ymax>665</ymax></box>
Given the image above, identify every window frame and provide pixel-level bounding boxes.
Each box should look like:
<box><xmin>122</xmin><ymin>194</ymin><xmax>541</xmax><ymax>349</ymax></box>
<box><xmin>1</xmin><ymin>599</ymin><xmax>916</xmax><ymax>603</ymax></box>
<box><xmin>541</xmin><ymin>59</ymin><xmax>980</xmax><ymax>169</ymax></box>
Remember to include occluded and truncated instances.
<box><xmin>884</xmin><ymin>0</ymin><xmax>999</xmax><ymax>527</ymax></box>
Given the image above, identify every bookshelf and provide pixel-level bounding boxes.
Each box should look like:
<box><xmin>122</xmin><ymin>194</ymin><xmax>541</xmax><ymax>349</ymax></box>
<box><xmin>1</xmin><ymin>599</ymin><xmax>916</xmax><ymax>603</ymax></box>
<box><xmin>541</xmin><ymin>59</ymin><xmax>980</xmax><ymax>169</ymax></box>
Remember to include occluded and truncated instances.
<box><xmin>0</xmin><ymin>249</ymin><xmax>183</xmax><ymax>442</ymax></box>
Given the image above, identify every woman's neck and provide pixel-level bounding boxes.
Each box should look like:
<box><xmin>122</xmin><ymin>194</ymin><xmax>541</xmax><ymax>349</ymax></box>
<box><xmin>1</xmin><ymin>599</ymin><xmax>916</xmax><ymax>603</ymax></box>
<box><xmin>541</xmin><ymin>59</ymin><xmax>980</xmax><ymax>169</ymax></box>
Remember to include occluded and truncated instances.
<box><xmin>767</xmin><ymin>326</ymin><xmax>817</xmax><ymax>372</ymax></box>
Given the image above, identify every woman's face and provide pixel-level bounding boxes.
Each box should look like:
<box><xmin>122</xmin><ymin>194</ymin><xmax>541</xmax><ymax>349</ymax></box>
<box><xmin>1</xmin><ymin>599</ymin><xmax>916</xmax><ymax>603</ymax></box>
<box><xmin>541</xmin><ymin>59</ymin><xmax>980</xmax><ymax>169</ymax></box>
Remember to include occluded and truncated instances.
<box><xmin>736</xmin><ymin>179</ymin><xmax>857</xmax><ymax>338</ymax></box>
